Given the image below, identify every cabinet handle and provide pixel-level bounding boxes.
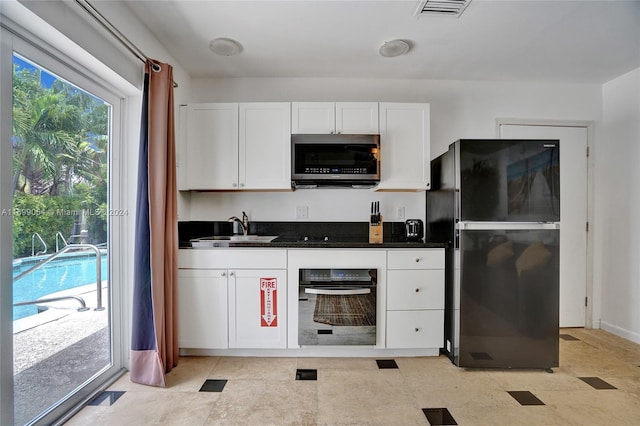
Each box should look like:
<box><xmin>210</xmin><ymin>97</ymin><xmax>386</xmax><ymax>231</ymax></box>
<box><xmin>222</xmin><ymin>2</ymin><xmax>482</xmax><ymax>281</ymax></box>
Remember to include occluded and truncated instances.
<box><xmin>221</xmin><ymin>272</ymin><xmax>226</xmax><ymax>277</ymax></box>
<box><xmin>229</xmin><ymin>271</ymin><xmax>235</xmax><ymax>277</ymax></box>
<box><xmin>415</xmin><ymin>258</ymin><xmax>421</xmax><ymax>263</ymax></box>
<box><xmin>415</xmin><ymin>288</ymin><xmax>421</xmax><ymax>293</ymax></box>
<box><xmin>239</xmin><ymin>183</ymin><xmax>244</xmax><ymax>188</ymax></box>
<box><xmin>415</xmin><ymin>327</ymin><xmax>421</xmax><ymax>332</ymax></box>
<box><xmin>232</xmin><ymin>182</ymin><xmax>238</xmax><ymax>188</ymax></box>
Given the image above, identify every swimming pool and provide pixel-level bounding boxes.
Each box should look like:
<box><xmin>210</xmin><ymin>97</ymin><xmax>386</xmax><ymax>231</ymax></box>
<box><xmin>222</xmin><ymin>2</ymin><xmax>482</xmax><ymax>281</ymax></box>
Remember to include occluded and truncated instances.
<box><xmin>12</xmin><ymin>253</ymin><xmax>108</xmax><ymax>321</ymax></box>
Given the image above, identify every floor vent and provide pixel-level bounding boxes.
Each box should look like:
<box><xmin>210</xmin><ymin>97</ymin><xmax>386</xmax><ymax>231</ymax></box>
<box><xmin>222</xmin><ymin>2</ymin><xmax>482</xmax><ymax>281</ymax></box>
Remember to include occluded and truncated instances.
<box><xmin>414</xmin><ymin>0</ymin><xmax>472</xmax><ymax>18</ymax></box>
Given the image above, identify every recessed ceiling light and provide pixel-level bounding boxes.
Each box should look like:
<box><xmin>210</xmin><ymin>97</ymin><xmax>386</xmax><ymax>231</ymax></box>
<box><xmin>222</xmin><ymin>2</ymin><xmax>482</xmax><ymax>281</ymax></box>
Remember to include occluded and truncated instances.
<box><xmin>378</xmin><ymin>39</ymin><xmax>411</xmax><ymax>58</ymax></box>
<box><xmin>209</xmin><ymin>38</ymin><xmax>242</xmax><ymax>56</ymax></box>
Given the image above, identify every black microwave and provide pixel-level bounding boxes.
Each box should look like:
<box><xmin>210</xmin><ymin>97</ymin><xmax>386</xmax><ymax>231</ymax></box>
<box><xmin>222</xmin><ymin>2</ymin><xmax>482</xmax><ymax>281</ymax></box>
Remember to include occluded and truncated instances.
<box><xmin>291</xmin><ymin>134</ymin><xmax>380</xmax><ymax>188</ymax></box>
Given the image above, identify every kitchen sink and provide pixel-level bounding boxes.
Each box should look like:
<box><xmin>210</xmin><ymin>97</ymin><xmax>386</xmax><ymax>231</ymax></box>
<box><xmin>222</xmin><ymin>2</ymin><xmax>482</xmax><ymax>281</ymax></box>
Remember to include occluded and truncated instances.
<box><xmin>230</xmin><ymin>235</ymin><xmax>278</xmax><ymax>243</ymax></box>
<box><xmin>190</xmin><ymin>235</ymin><xmax>278</xmax><ymax>248</ymax></box>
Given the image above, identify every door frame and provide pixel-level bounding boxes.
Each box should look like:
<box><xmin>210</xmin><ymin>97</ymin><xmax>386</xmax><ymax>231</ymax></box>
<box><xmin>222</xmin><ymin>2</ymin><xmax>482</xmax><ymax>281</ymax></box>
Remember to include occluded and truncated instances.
<box><xmin>495</xmin><ymin>118</ymin><xmax>595</xmax><ymax>329</ymax></box>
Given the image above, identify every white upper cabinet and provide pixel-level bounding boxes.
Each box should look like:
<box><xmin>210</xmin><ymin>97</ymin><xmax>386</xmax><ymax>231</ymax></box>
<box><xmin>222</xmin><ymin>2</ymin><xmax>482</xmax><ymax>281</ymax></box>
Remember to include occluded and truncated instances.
<box><xmin>179</xmin><ymin>102</ymin><xmax>291</xmax><ymax>190</ymax></box>
<box><xmin>378</xmin><ymin>103</ymin><xmax>430</xmax><ymax>191</ymax></box>
<box><xmin>239</xmin><ymin>103</ymin><xmax>291</xmax><ymax>190</ymax></box>
<box><xmin>291</xmin><ymin>102</ymin><xmax>335</xmax><ymax>134</ymax></box>
<box><xmin>292</xmin><ymin>102</ymin><xmax>379</xmax><ymax>134</ymax></box>
<box><xmin>335</xmin><ymin>102</ymin><xmax>379</xmax><ymax>134</ymax></box>
<box><xmin>181</xmin><ymin>103</ymin><xmax>239</xmax><ymax>190</ymax></box>
<box><xmin>179</xmin><ymin>101</ymin><xmax>429</xmax><ymax>191</ymax></box>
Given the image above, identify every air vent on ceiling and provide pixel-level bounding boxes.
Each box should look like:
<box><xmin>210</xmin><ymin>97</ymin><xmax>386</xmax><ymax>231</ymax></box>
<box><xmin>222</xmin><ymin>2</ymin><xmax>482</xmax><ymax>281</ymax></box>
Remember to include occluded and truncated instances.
<box><xmin>414</xmin><ymin>0</ymin><xmax>472</xmax><ymax>18</ymax></box>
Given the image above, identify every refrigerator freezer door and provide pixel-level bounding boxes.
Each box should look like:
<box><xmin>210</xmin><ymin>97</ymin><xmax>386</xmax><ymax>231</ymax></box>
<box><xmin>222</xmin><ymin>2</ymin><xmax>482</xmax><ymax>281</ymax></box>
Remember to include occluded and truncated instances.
<box><xmin>455</xmin><ymin>228</ymin><xmax>559</xmax><ymax>369</ymax></box>
<box><xmin>455</xmin><ymin>139</ymin><xmax>560</xmax><ymax>223</ymax></box>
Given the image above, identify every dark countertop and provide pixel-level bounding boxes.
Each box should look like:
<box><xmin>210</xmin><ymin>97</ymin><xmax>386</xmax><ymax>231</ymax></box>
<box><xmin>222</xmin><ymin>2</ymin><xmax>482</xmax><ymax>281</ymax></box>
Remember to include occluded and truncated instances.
<box><xmin>179</xmin><ymin>220</ymin><xmax>448</xmax><ymax>250</ymax></box>
<box><xmin>249</xmin><ymin>240</ymin><xmax>444</xmax><ymax>249</ymax></box>
<box><xmin>181</xmin><ymin>239</ymin><xmax>445</xmax><ymax>249</ymax></box>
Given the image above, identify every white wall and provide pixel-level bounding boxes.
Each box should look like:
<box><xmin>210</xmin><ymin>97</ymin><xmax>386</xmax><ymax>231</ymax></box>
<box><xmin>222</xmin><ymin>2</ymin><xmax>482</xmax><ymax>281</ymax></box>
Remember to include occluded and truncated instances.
<box><xmin>183</xmin><ymin>77</ymin><xmax>601</xmax><ymax>225</ymax></box>
<box><xmin>598</xmin><ymin>68</ymin><xmax>640</xmax><ymax>342</ymax></box>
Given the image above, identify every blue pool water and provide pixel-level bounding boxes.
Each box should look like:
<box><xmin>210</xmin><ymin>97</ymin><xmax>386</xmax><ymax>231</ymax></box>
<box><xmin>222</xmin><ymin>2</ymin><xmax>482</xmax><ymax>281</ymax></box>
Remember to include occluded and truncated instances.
<box><xmin>12</xmin><ymin>253</ymin><xmax>108</xmax><ymax>321</ymax></box>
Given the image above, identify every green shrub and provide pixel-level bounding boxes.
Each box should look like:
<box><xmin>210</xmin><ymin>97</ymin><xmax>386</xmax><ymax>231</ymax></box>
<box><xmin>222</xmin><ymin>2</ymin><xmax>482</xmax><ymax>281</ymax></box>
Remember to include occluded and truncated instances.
<box><xmin>12</xmin><ymin>194</ymin><xmax>89</xmax><ymax>258</ymax></box>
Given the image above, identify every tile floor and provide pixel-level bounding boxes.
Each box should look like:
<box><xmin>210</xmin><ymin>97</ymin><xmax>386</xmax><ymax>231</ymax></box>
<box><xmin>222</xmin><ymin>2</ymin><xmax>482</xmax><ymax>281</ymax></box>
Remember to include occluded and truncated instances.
<box><xmin>66</xmin><ymin>328</ymin><xmax>640</xmax><ymax>425</ymax></box>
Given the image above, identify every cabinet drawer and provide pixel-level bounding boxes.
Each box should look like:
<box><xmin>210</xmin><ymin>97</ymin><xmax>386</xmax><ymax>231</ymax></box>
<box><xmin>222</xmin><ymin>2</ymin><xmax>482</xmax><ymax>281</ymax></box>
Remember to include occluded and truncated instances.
<box><xmin>386</xmin><ymin>310</ymin><xmax>444</xmax><ymax>349</ymax></box>
<box><xmin>387</xmin><ymin>270</ymin><xmax>444</xmax><ymax>310</ymax></box>
<box><xmin>387</xmin><ymin>249</ymin><xmax>444</xmax><ymax>270</ymax></box>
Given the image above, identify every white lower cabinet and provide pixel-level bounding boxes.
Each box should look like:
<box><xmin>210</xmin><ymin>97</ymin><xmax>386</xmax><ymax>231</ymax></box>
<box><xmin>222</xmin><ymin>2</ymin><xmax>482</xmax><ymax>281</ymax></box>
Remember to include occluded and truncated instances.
<box><xmin>178</xmin><ymin>249</ymin><xmax>288</xmax><ymax>350</ymax></box>
<box><xmin>386</xmin><ymin>249</ymin><xmax>445</xmax><ymax>349</ymax></box>
<box><xmin>386</xmin><ymin>310</ymin><xmax>444</xmax><ymax>349</ymax></box>
<box><xmin>229</xmin><ymin>269</ymin><xmax>287</xmax><ymax>348</ymax></box>
<box><xmin>177</xmin><ymin>248</ymin><xmax>444</xmax><ymax>353</ymax></box>
<box><xmin>178</xmin><ymin>269</ymin><xmax>228</xmax><ymax>349</ymax></box>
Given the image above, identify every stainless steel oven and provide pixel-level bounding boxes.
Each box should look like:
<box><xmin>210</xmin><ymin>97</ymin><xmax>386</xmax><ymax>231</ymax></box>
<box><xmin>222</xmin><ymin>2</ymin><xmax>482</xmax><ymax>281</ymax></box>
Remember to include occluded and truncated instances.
<box><xmin>298</xmin><ymin>268</ymin><xmax>377</xmax><ymax>345</ymax></box>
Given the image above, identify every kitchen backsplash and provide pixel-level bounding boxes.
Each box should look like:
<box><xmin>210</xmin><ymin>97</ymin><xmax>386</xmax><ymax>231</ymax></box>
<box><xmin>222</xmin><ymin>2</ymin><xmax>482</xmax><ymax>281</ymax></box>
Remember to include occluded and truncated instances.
<box><xmin>178</xmin><ymin>221</ymin><xmax>410</xmax><ymax>247</ymax></box>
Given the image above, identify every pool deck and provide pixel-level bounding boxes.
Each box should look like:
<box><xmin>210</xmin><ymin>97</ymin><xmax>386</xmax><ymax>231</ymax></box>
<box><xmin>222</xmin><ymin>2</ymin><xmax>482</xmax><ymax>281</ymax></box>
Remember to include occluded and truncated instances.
<box><xmin>13</xmin><ymin>282</ymin><xmax>109</xmax><ymax>373</ymax></box>
<box><xmin>13</xmin><ymin>283</ymin><xmax>110</xmax><ymax>424</ymax></box>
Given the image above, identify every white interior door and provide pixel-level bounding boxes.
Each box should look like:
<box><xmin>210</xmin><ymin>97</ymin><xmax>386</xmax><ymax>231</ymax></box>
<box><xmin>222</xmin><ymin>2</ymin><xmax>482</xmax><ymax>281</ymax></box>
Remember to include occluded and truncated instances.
<box><xmin>499</xmin><ymin>124</ymin><xmax>588</xmax><ymax>327</ymax></box>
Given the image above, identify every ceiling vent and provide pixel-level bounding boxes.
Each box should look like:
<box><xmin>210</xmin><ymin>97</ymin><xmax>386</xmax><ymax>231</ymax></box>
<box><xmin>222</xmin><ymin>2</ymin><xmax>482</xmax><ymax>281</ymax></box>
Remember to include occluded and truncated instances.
<box><xmin>414</xmin><ymin>0</ymin><xmax>472</xmax><ymax>18</ymax></box>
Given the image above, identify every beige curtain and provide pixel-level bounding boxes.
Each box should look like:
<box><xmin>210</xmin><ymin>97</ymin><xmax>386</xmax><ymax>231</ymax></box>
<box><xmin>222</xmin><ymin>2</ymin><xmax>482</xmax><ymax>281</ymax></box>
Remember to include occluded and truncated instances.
<box><xmin>130</xmin><ymin>59</ymin><xmax>178</xmax><ymax>386</ymax></box>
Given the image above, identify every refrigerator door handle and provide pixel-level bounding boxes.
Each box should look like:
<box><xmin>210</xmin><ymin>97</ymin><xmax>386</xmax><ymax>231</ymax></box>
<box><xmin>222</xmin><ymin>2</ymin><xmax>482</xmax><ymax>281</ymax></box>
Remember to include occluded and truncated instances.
<box><xmin>458</xmin><ymin>221</ymin><xmax>560</xmax><ymax>230</ymax></box>
<box><xmin>455</xmin><ymin>188</ymin><xmax>461</xmax><ymax>222</ymax></box>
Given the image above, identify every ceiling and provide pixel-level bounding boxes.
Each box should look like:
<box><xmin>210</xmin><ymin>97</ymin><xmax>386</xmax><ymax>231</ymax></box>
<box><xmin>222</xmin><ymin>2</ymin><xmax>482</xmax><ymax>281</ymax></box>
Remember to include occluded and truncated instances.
<box><xmin>120</xmin><ymin>0</ymin><xmax>640</xmax><ymax>84</ymax></box>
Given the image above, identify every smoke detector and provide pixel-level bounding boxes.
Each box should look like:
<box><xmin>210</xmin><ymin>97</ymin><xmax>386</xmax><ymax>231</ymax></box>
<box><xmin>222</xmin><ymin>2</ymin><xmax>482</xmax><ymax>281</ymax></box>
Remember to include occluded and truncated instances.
<box><xmin>209</xmin><ymin>38</ymin><xmax>242</xmax><ymax>56</ymax></box>
<box><xmin>378</xmin><ymin>39</ymin><xmax>411</xmax><ymax>58</ymax></box>
<box><xmin>414</xmin><ymin>0</ymin><xmax>472</xmax><ymax>18</ymax></box>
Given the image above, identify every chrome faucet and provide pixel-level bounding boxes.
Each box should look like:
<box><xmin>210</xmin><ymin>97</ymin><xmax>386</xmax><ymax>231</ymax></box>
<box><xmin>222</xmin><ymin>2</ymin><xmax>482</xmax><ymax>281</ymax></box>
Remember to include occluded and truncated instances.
<box><xmin>228</xmin><ymin>211</ymin><xmax>249</xmax><ymax>235</ymax></box>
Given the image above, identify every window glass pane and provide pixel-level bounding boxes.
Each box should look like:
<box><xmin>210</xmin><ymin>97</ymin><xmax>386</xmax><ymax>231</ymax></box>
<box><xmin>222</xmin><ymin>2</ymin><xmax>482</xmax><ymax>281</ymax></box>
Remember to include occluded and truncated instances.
<box><xmin>11</xmin><ymin>52</ymin><xmax>111</xmax><ymax>425</ymax></box>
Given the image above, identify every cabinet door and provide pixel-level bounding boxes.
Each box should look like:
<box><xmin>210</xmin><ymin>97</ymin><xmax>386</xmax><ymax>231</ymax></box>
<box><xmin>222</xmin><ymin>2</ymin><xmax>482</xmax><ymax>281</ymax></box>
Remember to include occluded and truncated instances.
<box><xmin>239</xmin><ymin>103</ymin><xmax>292</xmax><ymax>189</ymax></box>
<box><xmin>229</xmin><ymin>269</ymin><xmax>287</xmax><ymax>348</ymax></box>
<box><xmin>178</xmin><ymin>269</ymin><xmax>228</xmax><ymax>349</ymax></box>
<box><xmin>387</xmin><ymin>270</ymin><xmax>445</xmax><ymax>310</ymax></box>
<box><xmin>378</xmin><ymin>103</ymin><xmax>430</xmax><ymax>191</ymax></box>
<box><xmin>184</xmin><ymin>103</ymin><xmax>239</xmax><ymax>190</ymax></box>
<box><xmin>386</xmin><ymin>310</ymin><xmax>444</xmax><ymax>349</ymax></box>
<box><xmin>336</xmin><ymin>102</ymin><xmax>379</xmax><ymax>134</ymax></box>
<box><xmin>291</xmin><ymin>102</ymin><xmax>335</xmax><ymax>133</ymax></box>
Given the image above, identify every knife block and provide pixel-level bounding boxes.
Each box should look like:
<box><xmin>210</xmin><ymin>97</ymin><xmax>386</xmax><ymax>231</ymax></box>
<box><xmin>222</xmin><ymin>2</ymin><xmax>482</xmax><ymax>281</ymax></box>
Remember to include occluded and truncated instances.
<box><xmin>369</xmin><ymin>216</ymin><xmax>383</xmax><ymax>244</ymax></box>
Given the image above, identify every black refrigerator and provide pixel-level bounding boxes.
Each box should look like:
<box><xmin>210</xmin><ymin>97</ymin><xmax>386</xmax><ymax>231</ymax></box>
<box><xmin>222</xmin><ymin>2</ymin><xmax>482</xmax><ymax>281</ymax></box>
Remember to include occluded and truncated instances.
<box><xmin>427</xmin><ymin>139</ymin><xmax>560</xmax><ymax>369</ymax></box>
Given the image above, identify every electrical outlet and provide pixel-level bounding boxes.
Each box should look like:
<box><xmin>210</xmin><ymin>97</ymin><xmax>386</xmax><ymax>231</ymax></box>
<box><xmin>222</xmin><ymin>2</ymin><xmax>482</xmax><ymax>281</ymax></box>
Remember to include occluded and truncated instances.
<box><xmin>396</xmin><ymin>206</ymin><xmax>405</xmax><ymax>220</ymax></box>
<box><xmin>295</xmin><ymin>206</ymin><xmax>308</xmax><ymax>220</ymax></box>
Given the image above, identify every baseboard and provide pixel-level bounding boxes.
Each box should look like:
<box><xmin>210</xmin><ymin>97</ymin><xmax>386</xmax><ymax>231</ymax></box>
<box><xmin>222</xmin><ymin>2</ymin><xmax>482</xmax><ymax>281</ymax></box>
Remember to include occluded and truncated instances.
<box><xmin>600</xmin><ymin>321</ymin><xmax>640</xmax><ymax>344</ymax></box>
<box><xmin>179</xmin><ymin>347</ymin><xmax>441</xmax><ymax>358</ymax></box>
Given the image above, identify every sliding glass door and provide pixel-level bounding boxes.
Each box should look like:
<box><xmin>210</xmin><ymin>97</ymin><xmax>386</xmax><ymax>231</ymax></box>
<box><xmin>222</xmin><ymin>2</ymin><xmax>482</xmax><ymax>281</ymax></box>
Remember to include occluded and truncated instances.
<box><xmin>1</xmin><ymin>28</ymin><xmax>126</xmax><ymax>426</ymax></box>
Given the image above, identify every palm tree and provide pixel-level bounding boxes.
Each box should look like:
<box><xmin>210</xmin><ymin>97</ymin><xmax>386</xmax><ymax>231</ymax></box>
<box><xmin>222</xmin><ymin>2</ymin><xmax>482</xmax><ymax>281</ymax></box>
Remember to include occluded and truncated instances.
<box><xmin>13</xmin><ymin>68</ymin><xmax>80</xmax><ymax>195</ymax></box>
<box><xmin>12</xmin><ymin>65</ymin><xmax>108</xmax><ymax>196</ymax></box>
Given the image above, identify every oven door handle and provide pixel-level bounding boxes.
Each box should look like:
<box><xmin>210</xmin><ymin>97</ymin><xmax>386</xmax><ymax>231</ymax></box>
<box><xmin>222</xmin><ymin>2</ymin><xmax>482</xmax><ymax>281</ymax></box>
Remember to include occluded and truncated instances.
<box><xmin>304</xmin><ymin>287</ymin><xmax>371</xmax><ymax>295</ymax></box>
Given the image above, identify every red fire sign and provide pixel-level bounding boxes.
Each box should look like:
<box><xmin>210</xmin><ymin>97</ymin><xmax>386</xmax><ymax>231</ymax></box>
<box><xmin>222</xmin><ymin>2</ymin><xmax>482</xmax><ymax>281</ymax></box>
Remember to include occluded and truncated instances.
<box><xmin>260</xmin><ymin>278</ymin><xmax>277</xmax><ymax>327</ymax></box>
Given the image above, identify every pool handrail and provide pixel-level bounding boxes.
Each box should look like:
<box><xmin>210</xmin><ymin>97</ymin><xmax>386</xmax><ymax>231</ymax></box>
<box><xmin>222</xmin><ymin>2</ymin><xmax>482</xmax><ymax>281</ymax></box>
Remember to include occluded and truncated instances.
<box><xmin>31</xmin><ymin>232</ymin><xmax>47</xmax><ymax>256</ymax></box>
<box><xmin>55</xmin><ymin>232</ymin><xmax>68</xmax><ymax>252</ymax></box>
<box><xmin>13</xmin><ymin>295</ymin><xmax>89</xmax><ymax>312</ymax></box>
<box><xmin>14</xmin><ymin>244</ymin><xmax>104</xmax><ymax>311</ymax></box>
